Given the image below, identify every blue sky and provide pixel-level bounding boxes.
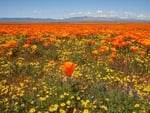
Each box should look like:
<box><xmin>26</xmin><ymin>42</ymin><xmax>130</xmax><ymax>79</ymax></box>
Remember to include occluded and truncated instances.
<box><xmin>0</xmin><ymin>0</ymin><xmax>150</xmax><ymax>19</ymax></box>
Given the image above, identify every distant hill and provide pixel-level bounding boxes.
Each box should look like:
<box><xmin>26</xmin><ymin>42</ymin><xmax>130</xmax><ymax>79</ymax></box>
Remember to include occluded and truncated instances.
<box><xmin>0</xmin><ymin>18</ymin><xmax>57</xmax><ymax>22</ymax></box>
<box><xmin>61</xmin><ymin>16</ymin><xmax>150</xmax><ymax>22</ymax></box>
<box><xmin>0</xmin><ymin>16</ymin><xmax>149</xmax><ymax>22</ymax></box>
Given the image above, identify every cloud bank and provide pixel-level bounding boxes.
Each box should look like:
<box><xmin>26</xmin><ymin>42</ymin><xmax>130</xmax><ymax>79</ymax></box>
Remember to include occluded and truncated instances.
<box><xmin>64</xmin><ymin>10</ymin><xmax>149</xmax><ymax>20</ymax></box>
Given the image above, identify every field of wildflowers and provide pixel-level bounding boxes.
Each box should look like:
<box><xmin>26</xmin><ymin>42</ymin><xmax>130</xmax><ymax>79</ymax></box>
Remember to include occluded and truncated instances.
<box><xmin>0</xmin><ymin>23</ymin><xmax>150</xmax><ymax>113</ymax></box>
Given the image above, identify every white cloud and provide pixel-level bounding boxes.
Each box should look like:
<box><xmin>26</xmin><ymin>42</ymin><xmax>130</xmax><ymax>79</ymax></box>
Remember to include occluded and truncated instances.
<box><xmin>137</xmin><ymin>14</ymin><xmax>146</xmax><ymax>19</ymax></box>
<box><xmin>87</xmin><ymin>12</ymin><xmax>91</xmax><ymax>15</ymax></box>
<box><xmin>64</xmin><ymin>10</ymin><xmax>149</xmax><ymax>20</ymax></box>
<box><xmin>119</xmin><ymin>11</ymin><xmax>149</xmax><ymax>20</ymax></box>
<box><xmin>122</xmin><ymin>11</ymin><xmax>137</xmax><ymax>18</ymax></box>
<box><xmin>96</xmin><ymin>10</ymin><xmax>103</xmax><ymax>14</ymax></box>
<box><xmin>107</xmin><ymin>11</ymin><xmax>118</xmax><ymax>17</ymax></box>
<box><xmin>64</xmin><ymin>10</ymin><xmax>119</xmax><ymax>18</ymax></box>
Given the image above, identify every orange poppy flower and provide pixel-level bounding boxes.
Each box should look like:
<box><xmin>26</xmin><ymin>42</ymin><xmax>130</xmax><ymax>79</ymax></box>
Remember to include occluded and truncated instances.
<box><xmin>86</xmin><ymin>39</ymin><xmax>95</xmax><ymax>45</ymax></box>
<box><xmin>43</xmin><ymin>42</ymin><xmax>49</xmax><ymax>47</ymax></box>
<box><xmin>92</xmin><ymin>50</ymin><xmax>99</xmax><ymax>55</ymax></box>
<box><xmin>140</xmin><ymin>51</ymin><xmax>146</xmax><ymax>57</ymax></box>
<box><xmin>23</xmin><ymin>44</ymin><xmax>30</xmax><ymax>48</ymax></box>
<box><xmin>130</xmin><ymin>46</ymin><xmax>139</xmax><ymax>53</ymax></box>
<box><xmin>60</xmin><ymin>61</ymin><xmax>77</xmax><ymax>77</ymax></box>
<box><xmin>110</xmin><ymin>52</ymin><xmax>117</xmax><ymax>58</ymax></box>
<box><xmin>99</xmin><ymin>46</ymin><xmax>109</xmax><ymax>53</ymax></box>
<box><xmin>6</xmin><ymin>40</ymin><xmax>17</xmax><ymax>48</ymax></box>
<box><xmin>0</xmin><ymin>50</ymin><xmax>4</xmax><ymax>55</ymax></box>
<box><xmin>110</xmin><ymin>47</ymin><xmax>116</xmax><ymax>52</ymax></box>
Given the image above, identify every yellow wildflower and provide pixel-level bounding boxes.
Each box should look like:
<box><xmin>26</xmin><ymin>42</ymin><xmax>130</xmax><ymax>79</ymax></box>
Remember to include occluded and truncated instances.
<box><xmin>66</xmin><ymin>100</ymin><xmax>71</xmax><ymax>105</ymax></box>
<box><xmin>64</xmin><ymin>92</ymin><xmax>69</xmax><ymax>96</ymax></box>
<box><xmin>73</xmin><ymin>108</ymin><xmax>77</xmax><ymax>113</ymax></box>
<box><xmin>49</xmin><ymin>104</ymin><xmax>58</xmax><ymax>112</ymax></box>
<box><xmin>31</xmin><ymin>44</ymin><xmax>37</xmax><ymax>52</ymax></box>
<box><xmin>100</xmin><ymin>105</ymin><xmax>108</xmax><ymax>111</ymax></box>
<box><xmin>60</xmin><ymin>103</ymin><xmax>66</xmax><ymax>107</ymax></box>
<box><xmin>105</xmin><ymin>98</ymin><xmax>109</xmax><ymax>102</ymax></box>
<box><xmin>77</xmin><ymin>96</ymin><xmax>81</xmax><ymax>100</ymax></box>
<box><xmin>39</xmin><ymin>97</ymin><xmax>46</xmax><ymax>101</ymax></box>
<box><xmin>81</xmin><ymin>99</ymin><xmax>90</xmax><ymax>107</ymax></box>
<box><xmin>134</xmin><ymin>103</ymin><xmax>140</xmax><ymax>108</ymax></box>
<box><xmin>29</xmin><ymin>108</ymin><xmax>36</xmax><ymax>113</ymax></box>
<box><xmin>83</xmin><ymin>109</ymin><xmax>89</xmax><ymax>113</ymax></box>
<box><xmin>6</xmin><ymin>50</ymin><xmax>12</xmax><ymax>56</ymax></box>
<box><xmin>32</xmin><ymin>87</ymin><xmax>37</xmax><ymax>91</ymax></box>
<box><xmin>60</xmin><ymin>95</ymin><xmax>65</xmax><ymax>99</ymax></box>
<box><xmin>59</xmin><ymin>109</ymin><xmax>66</xmax><ymax>113</ymax></box>
<box><xmin>37</xmin><ymin>111</ymin><xmax>42</xmax><ymax>113</ymax></box>
<box><xmin>19</xmin><ymin>82</ymin><xmax>24</xmax><ymax>87</ymax></box>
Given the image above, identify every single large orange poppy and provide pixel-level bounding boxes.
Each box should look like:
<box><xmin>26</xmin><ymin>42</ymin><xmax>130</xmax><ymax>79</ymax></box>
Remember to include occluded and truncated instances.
<box><xmin>60</xmin><ymin>61</ymin><xmax>77</xmax><ymax>77</ymax></box>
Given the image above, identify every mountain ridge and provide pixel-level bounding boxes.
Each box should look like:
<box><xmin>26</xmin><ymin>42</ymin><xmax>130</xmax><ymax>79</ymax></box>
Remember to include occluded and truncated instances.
<box><xmin>0</xmin><ymin>16</ymin><xmax>149</xmax><ymax>22</ymax></box>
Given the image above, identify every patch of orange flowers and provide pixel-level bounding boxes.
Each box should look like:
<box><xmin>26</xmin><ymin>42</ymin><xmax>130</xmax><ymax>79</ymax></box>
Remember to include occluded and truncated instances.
<box><xmin>0</xmin><ymin>23</ymin><xmax>149</xmax><ymax>39</ymax></box>
<box><xmin>0</xmin><ymin>22</ymin><xmax>150</xmax><ymax>57</ymax></box>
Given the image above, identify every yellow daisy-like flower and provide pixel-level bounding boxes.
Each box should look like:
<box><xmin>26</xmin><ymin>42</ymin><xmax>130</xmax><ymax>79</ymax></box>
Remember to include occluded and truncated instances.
<box><xmin>83</xmin><ymin>109</ymin><xmax>89</xmax><ymax>113</ymax></box>
<box><xmin>134</xmin><ymin>103</ymin><xmax>140</xmax><ymax>108</ymax></box>
<box><xmin>60</xmin><ymin>95</ymin><xmax>65</xmax><ymax>99</ymax></box>
<box><xmin>60</xmin><ymin>103</ymin><xmax>66</xmax><ymax>107</ymax></box>
<box><xmin>77</xmin><ymin>96</ymin><xmax>81</xmax><ymax>100</ymax></box>
<box><xmin>100</xmin><ymin>105</ymin><xmax>108</xmax><ymax>111</ymax></box>
<box><xmin>66</xmin><ymin>100</ymin><xmax>71</xmax><ymax>105</ymax></box>
<box><xmin>49</xmin><ymin>104</ymin><xmax>58</xmax><ymax>112</ymax></box>
<box><xmin>37</xmin><ymin>111</ymin><xmax>42</xmax><ymax>113</ymax></box>
<box><xmin>73</xmin><ymin>108</ymin><xmax>77</xmax><ymax>113</ymax></box>
<box><xmin>32</xmin><ymin>87</ymin><xmax>37</xmax><ymax>91</ymax></box>
<box><xmin>29</xmin><ymin>108</ymin><xmax>36</xmax><ymax>113</ymax></box>
<box><xmin>81</xmin><ymin>99</ymin><xmax>90</xmax><ymax>107</ymax></box>
<box><xmin>39</xmin><ymin>97</ymin><xmax>46</xmax><ymax>101</ymax></box>
<box><xmin>64</xmin><ymin>92</ymin><xmax>69</xmax><ymax>96</ymax></box>
<box><xmin>105</xmin><ymin>98</ymin><xmax>109</xmax><ymax>102</ymax></box>
<box><xmin>59</xmin><ymin>109</ymin><xmax>66</xmax><ymax>113</ymax></box>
